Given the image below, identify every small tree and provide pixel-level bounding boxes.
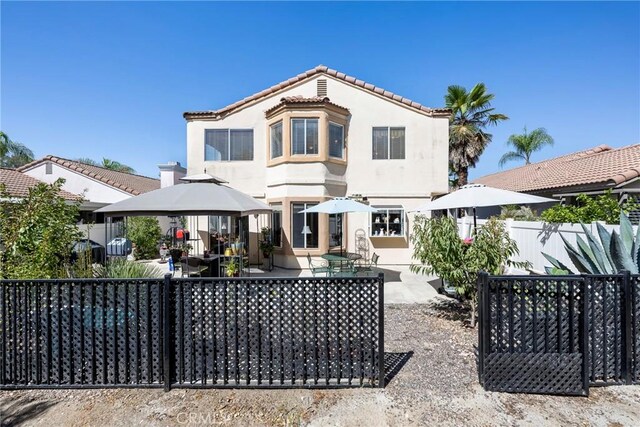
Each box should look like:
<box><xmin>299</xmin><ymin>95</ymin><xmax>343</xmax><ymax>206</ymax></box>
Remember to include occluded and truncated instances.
<box><xmin>127</xmin><ymin>216</ymin><xmax>162</xmax><ymax>260</ymax></box>
<box><xmin>0</xmin><ymin>179</ymin><xmax>82</xmax><ymax>279</ymax></box>
<box><xmin>411</xmin><ymin>216</ymin><xmax>527</xmax><ymax>325</ymax></box>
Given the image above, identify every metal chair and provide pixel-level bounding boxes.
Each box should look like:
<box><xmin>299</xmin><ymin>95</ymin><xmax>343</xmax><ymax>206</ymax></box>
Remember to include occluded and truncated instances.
<box><xmin>180</xmin><ymin>257</ymin><xmax>209</xmax><ymax>277</ymax></box>
<box><xmin>356</xmin><ymin>253</ymin><xmax>379</xmax><ymax>276</ymax></box>
<box><xmin>306</xmin><ymin>253</ymin><xmax>332</xmax><ymax>277</ymax></box>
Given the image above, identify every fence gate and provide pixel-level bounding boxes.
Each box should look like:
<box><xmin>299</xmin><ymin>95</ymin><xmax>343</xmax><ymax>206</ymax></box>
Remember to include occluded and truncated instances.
<box><xmin>477</xmin><ymin>274</ymin><xmax>589</xmax><ymax>396</ymax></box>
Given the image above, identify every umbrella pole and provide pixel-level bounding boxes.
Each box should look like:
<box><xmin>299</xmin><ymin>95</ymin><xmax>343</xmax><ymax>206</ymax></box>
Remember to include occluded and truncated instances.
<box><xmin>472</xmin><ymin>207</ymin><xmax>477</xmax><ymax>235</ymax></box>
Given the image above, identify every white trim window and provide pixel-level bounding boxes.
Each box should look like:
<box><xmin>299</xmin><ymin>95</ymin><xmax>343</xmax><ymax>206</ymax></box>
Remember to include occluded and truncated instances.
<box><xmin>291</xmin><ymin>202</ymin><xmax>319</xmax><ymax>248</ymax></box>
<box><xmin>291</xmin><ymin>118</ymin><xmax>319</xmax><ymax>155</ymax></box>
<box><xmin>370</xmin><ymin>206</ymin><xmax>405</xmax><ymax>237</ymax></box>
<box><xmin>270</xmin><ymin>121</ymin><xmax>283</xmax><ymax>159</ymax></box>
<box><xmin>372</xmin><ymin>127</ymin><xmax>405</xmax><ymax>160</ymax></box>
<box><xmin>205</xmin><ymin>129</ymin><xmax>254</xmax><ymax>161</ymax></box>
<box><xmin>329</xmin><ymin>122</ymin><xmax>344</xmax><ymax>158</ymax></box>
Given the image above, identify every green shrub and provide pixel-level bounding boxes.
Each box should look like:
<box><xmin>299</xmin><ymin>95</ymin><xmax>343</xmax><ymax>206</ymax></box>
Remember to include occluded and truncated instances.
<box><xmin>498</xmin><ymin>205</ymin><xmax>539</xmax><ymax>221</ymax></box>
<box><xmin>541</xmin><ymin>190</ymin><xmax>636</xmax><ymax>224</ymax></box>
<box><xmin>0</xmin><ymin>179</ymin><xmax>83</xmax><ymax>279</ymax></box>
<box><xmin>410</xmin><ymin>216</ymin><xmax>528</xmax><ymax>325</ymax></box>
<box><xmin>95</xmin><ymin>258</ymin><xmax>161</xmax><ymax>278</ymax></box>
<box><xmin>127</xmin><ymin>216</ymin><xmax>162</xmax><ymax>260</ymax></box>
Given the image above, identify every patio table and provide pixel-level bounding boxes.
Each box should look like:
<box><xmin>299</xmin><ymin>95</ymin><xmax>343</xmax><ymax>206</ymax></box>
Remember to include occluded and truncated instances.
<box><xmin>321</xmin><ymin>253</ymin><xmax>362</xmax><ymax>276</ymax></box>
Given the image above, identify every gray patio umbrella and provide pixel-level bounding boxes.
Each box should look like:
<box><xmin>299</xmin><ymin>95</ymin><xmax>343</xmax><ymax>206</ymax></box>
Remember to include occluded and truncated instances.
<box><xmin>95</xmin><ymin>181</ymin><xmax>271</xmax><ymax>217</ymax></box>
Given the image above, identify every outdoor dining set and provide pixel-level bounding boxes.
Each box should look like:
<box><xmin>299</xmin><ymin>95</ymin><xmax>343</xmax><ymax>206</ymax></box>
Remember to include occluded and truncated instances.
<box><xmin>306</xmin><ymin>251</ymin><xmax>379</xmax><ymax>277</ymax></box>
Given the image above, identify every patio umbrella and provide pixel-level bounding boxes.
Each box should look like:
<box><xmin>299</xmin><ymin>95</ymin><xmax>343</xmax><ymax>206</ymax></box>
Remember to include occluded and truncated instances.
<box><xmin>95</xmin><ymin>180</ymin><xmax>271</xmax><ymax>217</ymax></box>
<box><xmin>412</xmin><ymin>184</ymin><xmax>556</xmax><ymax>228</ymax></box>
<box><xmin>299</xmin><ymin>198</ymin><xmax>377</xmax><ymax>255</ymax></box>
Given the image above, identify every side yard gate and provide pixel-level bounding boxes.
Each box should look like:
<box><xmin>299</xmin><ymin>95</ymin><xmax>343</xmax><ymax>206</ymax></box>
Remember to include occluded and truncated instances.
<box><xmin>477</xmin><ymin>272</ymin><xmax>640</xmax><ymax>396</ymax></box>
<box><xmin>0</xmin><ymin>274</ymin><xmax>385</xmax><ymax>390</ymax></box>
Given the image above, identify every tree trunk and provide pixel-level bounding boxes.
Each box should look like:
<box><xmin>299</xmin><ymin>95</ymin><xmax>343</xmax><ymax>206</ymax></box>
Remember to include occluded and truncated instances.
<box><xmin>469</xmin><ymin>297</ymin><xmax>477</xmax><ymax>327</ymax></box>
<box><xmin>457</xmin><ymin>167</ymin><xmax>469</xmax><ymax>187</ymax></box>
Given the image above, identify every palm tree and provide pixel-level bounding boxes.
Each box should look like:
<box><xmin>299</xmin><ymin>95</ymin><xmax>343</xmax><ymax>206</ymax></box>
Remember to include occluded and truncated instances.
<box><xmin>76</xmin><ymin>157</ymin><xmax>136</xmax><ymax>174</ymax></box>
<box><xmin>0</xmin><ymin>131</ymin><xmax>35</xmax><ymax>168</ymax></box>
<box><xmin>445</xmin><ymin>84</ymin><xmax>508</xmax><ymax>187</ymax></box>
<box><xmin>499</xmin><ymin>127</ymin><xmax>554</xmax><ymax>167</ymax></box>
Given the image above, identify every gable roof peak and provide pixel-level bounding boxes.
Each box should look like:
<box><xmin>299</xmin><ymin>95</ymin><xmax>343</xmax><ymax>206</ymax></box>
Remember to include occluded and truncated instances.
<box><xmin>183</xmin><ymin>65</ymin><xmax>452</xmax><ymax>121</ymax></box>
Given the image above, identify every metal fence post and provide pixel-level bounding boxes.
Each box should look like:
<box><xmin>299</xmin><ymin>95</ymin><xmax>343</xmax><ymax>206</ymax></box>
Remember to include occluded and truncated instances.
<box><xmin>477</xmin><ymin>272</ymin><xmax>488</xmax><ymax>385</ymax></box>
<box><xmin>378</xmin><ymin>273</ymin><xmax>385</xmax><ymax>388</ymax></box>
<box><xmin>622</xmin><ymin>270</ymin><xmax>633</xmax><ymax>385</ymax></box>
<box><xmin>163</xmin><ymin>273</ymin><xmax>173</xmax><ymax>392</ymax></box>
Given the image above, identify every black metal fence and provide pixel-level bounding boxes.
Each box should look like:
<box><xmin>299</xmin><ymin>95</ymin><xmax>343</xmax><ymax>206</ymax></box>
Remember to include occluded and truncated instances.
<box><xmin>477</xmin><ymin>272</ymin><xmax>640</xmax><ymax>396</ymax></box>
<box><xmin>0</xmin><ymin>274</ymin><xmax>384</xmax><ymax>390</ymax></box>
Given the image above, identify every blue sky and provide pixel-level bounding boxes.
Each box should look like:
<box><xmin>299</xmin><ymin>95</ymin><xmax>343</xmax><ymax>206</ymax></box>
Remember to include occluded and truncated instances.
<box><xmin>1</xmin><ymin>1</ymin><xmax>639</xmax><ymax>179</ymax></box>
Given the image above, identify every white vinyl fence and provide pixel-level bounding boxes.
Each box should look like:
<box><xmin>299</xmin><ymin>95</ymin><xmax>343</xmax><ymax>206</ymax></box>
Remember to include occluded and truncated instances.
<box><xmin>457</xmin><ymin>216</ymin><xmax>627</xmax><ymax>274</ymax></box>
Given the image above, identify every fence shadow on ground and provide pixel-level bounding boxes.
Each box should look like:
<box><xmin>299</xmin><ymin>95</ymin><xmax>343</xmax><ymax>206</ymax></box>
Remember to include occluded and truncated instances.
<box><xmin>0</xmin><ymin>396</ymin><xmax>56</xmax><ymax>427</ymax></box>
<box><xmin>384</xmin><ymin>351</ymin><xmax>414</xmax><ymax>385</ymax></box>
<box><xmin>423</xmin><ymin>298</ymin><xmax>470</xmax><ymax>326</ymax></box>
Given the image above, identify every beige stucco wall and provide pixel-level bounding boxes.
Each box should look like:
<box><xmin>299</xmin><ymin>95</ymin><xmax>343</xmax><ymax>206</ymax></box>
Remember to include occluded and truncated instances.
<box><xmin>186</xmin><ymin>74</ymin><xmax>449</xmax><ymax>266</ymax></box>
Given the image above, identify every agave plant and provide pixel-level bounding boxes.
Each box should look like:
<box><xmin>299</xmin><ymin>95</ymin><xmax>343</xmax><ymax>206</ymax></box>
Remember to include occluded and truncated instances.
<box><xmin>543</xmin><ymin>212</ymin><xmax>640</xmax><ymax>274</ymax></box>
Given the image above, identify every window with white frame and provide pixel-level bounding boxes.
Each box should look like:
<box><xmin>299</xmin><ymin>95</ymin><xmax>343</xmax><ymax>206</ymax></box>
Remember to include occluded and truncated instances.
<box><xmin>329</xmin><ymin>122</ymin><xmax>344</xmax><ymax>158</ymax></box>
<box><xmin>291</xmin><ymin>118</ymin><xmax>319</xmax><ymax>155</ymax></box>
<box><xmin>291</xmin><ymin>202</ymin><xmax>319</xmax><ymax>248</ymax></box>
<box><xmin>270</xmin><ymin>121</ymin><xmax>283</xmax><ymax>159</ymax></box>
<box><xmin>372</xmin><ymin>127</ymin><xmax>405</xmax><ymax>159</ymax></box>
<box><xmin>205</xmin><ymin>129</ymin><xmax>254</xmax><ymax>161</ymax></box>
<box><xmin>370</xmin><ymin>206</ymin><xmax>404</xmax><ymax>237</ymax></box>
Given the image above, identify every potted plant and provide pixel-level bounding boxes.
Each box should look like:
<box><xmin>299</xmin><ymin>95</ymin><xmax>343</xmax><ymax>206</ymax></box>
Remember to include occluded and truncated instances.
<box><xmin>225</xmin><ymin>259</ymin><xmax>239</xmax><ymax>277</ymax></box>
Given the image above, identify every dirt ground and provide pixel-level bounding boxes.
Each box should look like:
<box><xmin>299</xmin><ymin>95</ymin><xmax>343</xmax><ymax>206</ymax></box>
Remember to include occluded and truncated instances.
<box><xmin>1</xmin><ymin>300</ymin><xmax>640</xmax><ymax>427</ymax></box>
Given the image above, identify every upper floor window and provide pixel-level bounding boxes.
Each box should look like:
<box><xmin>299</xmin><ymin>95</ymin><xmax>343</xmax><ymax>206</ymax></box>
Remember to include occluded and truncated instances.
<box><xmin>205</xmin><ymin>129</ymin><xmax>254</xmax><ymax>161</ymax></box>
<box><xmin>291</xmin><ymin>118</ymin><xmax>319</xmax><ymax>155</ymax></box>
<box><xmin>329</xmin><ymin>122</ymin><xmax>344</xmax><ymax>158</ymax></box>
<box><xmin>372</xmin><ymin>127</ymin><xmax>405</xmax><ymax>160</ymax></box>
<box><xmin>270</xmin><ymin>121</ymin><xmax>283</xmax><ymax>159</ymax></box>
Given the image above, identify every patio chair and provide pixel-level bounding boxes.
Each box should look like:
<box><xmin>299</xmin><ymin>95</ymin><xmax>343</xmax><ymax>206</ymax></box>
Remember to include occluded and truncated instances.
<box><xmin>332</xmin><ymin>259</ymin><xmax>357</xmax><ymax>277</ymax></box>
<box><xmin>180</xmin><ymin>257</ymin><xmax>209</xmax><ymax>277</ymax></box>
<box><xmin>306</xmin><ymin>253</ymin><xmax>332</xmax><ymax>277</ymax></box>
<box><xmin>356</xmin><ymin>253</ymin><xmax>379</xmax><ymax>276</ymax></box>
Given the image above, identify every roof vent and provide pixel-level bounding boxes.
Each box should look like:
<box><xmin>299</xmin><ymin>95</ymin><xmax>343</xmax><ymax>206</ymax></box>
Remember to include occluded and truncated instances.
<box><xmin>317</xmin><ymin>79</ymin><xmax>327</xmax><ymax>97</ymax></box>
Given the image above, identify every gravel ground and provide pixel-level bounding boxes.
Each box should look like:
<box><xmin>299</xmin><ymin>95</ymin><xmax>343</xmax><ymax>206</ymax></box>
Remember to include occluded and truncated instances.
<box><xmin>1</xmin><ymin>299</ymin><xmax>640</xmax><ymax>426</ymax></box>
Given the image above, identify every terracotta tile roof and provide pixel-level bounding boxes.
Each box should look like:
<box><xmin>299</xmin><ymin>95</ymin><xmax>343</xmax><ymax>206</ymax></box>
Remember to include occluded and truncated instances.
<box><xmin>18</xmin><ymin>156</ymin><xmax>160</xmax><ymax>196</ymax></box>
<box><xmin>0</xmin><ymin>168</ymin><xmax>81</xmax><ymax>200</ymax></box>
<box><xmin>264</xmin><ymin>96</ymin><xmax>349</xmax><ymax>116</ymax></box>
<box><xmin>183</xmin><ymin>65</ymin><xmax>452</xmax><ymax>120</ymax></box>
<box><xmin>474</xmin><ymin>144</ymin><xmax>640</xmax><ymax>193</ymax></box>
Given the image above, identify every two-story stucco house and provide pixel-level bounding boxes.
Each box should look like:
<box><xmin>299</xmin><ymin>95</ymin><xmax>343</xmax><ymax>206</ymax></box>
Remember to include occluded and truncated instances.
<box><xmin>184</xmin><ymin>65</ymin><xmax>451</xmax><ymax>268</ymax></box>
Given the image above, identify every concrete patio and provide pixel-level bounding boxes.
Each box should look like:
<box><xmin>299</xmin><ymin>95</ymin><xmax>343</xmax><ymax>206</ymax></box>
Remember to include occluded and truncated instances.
<box><xmin>148</xmin><ymin>260</ymin><xmax>440</xmax><ymax>304</ymax></box>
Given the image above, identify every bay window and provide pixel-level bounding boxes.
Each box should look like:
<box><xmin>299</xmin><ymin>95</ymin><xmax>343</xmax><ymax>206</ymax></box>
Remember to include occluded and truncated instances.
<box><xmin>271</xmin><ymin>203</ymin><xmax>283</xmax><ymax>247</ymax></box>
<box><xmin>270</xmin><ymin>121</ymin><xmax>283</xmax><ymax>159</ymax></box>
<box><xmin>329</xmin><ymin>122</ymin><xmax>344</xmax><ymax>158</ymax></box>
<box><xmin>291</xmin><ymin>118</ymin><xmax>319</xmax><ymax>155</ymax></box>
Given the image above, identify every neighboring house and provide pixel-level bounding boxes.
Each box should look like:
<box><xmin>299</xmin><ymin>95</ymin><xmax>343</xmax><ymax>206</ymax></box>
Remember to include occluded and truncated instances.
<box><xmin>474</xmin><ymin>144</ymin><xmax>640</xmax><ymax>221</ymax></box>
<box><xmin>15</xmin><ymin>155</ymin><xmax>164</xmax><ymax>245</ymax></box>
<box><xmin>184</xmin><ymin>65</ymin><xmax>451</xmax><ymax>268</ymax></box>
<box><xmin>0</xmin><ymin>167</ymin><xmax>81</xmax><ymax>202</ymax></box>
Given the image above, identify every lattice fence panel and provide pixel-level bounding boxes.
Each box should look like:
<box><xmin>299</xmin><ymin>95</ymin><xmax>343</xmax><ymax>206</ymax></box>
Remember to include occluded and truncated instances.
<box><xmin>632</xmin><ymin>276</ymin><xmax>640</xmax><ymax>383</ymax></box>
<box><xmin>171</xmin><ymin>275</ymin><xmax>382</xmax><ymax>387</ymax></box>
<box><xmin>0</xmin><ymin>279</ymin><xmax>165</xmax><ymax>388</ymax></box>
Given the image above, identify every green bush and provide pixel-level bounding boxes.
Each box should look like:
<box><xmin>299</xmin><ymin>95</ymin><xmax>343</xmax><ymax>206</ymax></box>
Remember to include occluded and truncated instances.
<box><xmin>95</xmin><ymin>258</ymin><xmax>161</xmax><ymax>278</ymax></box>
<box><xmin>541</xmin><ymin>190</ymin><xmax>636</xmax><ymax>224</ymax></box>
<box><xmin>498</xmin><ymin>205</ymin><xmax>539</xmax><ymax>221</ymax></box>
<box><xmin>127</xmin><ymin>216</ymin><xmax>162</xmax><ymax>260</ymax></box>
<box><xmin>0</xmin><ymin>179</ymin><xmax>83</xmax><ymax>279</ymax></box>
<box><xmin>410</xmin><ymin>216</ymin><xmax>528</xmax><ymax>325</ymax></box>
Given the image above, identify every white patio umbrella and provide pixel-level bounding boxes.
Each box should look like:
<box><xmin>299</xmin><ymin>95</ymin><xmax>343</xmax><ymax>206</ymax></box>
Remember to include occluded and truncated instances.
<box><xmin>299</xmin><ymin>198</ymin><xmax>377</xmax><ymax>255</ymax></box>
<box><xmin>412</xmin><ymin>184</ymin><xmax>556</xmax><ymax>228</ymax></box>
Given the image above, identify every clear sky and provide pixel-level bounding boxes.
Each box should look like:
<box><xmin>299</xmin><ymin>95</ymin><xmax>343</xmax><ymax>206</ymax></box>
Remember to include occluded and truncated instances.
<box><xmin>1</xmin><ymin>1</ymin><xmax>639</xmax><ymax>179</ymax></box>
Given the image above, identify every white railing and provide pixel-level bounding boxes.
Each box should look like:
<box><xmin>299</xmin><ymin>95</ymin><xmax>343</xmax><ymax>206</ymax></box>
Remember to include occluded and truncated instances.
<box><xmin>457</xmin><ymin>216</ymin><xmax>625</xmax><ymax>274</ymax></box>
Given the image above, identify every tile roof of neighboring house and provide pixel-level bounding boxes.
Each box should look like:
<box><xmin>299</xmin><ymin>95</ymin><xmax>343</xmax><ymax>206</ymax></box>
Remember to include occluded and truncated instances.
<box><xmin>474</xmin><ymin>144</ymin><xmax>640</xmax><ymax>194</ymax></box>
<box><xmin>264</xmin><ymin>96</ymin><xmax>349</xmax><ymax>115</ymax></box>
<box><xmin>18</xmin><ymin>156</ymin><xmax>160</xmax><ymax>196</ymax></box>
<box><xmin>0</xmin><ymin>168</ymin><xmax>81</xmax><ymax>200</ymax></box>
<box><xmin>183</xmin><ymin>65</ymin><xmax>452</xmax><ymax>120</ymax></box>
